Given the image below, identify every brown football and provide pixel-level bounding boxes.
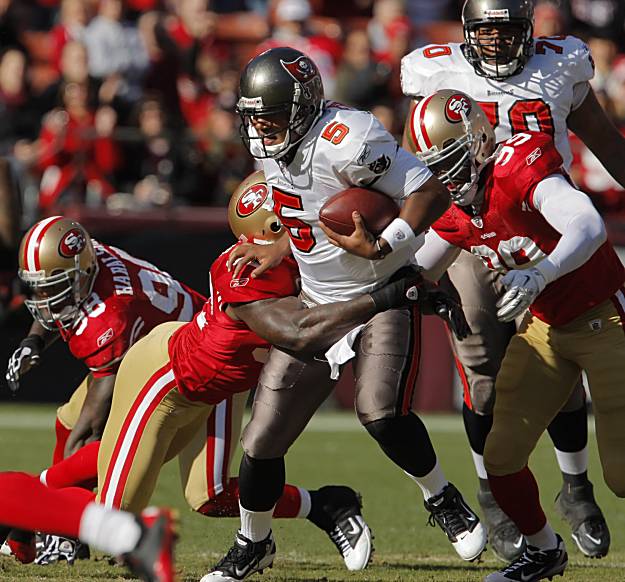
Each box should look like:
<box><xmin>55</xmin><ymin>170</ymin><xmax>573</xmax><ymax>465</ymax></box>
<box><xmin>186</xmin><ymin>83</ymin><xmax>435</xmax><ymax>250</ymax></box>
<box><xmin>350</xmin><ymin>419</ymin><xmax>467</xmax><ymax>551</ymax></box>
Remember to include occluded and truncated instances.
<box><xmin>319</xmin><ymin>187</ymin><xmax>400</xmax><ymax>236</ymax></box>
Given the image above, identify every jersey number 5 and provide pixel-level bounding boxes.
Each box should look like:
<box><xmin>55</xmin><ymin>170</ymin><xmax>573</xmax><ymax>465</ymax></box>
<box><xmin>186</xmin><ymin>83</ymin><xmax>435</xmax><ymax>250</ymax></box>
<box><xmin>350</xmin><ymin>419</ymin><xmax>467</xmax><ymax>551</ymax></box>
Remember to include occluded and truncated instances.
<box><xmin>273</xmin><ymin>188</ymin><xmax>316</xmax><ymax>253</ymax></box>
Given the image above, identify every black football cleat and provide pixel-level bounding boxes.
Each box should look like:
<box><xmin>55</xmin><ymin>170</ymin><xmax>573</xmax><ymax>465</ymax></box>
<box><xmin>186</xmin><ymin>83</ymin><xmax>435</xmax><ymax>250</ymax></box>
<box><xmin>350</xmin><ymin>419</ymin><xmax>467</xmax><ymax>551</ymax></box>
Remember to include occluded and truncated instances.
<box><xmin>201</xmin><ymin>530</ymin><xmax>275</xmax><ymax>581</ymax></box>
<box><xmin>425</xmin><ymin>482</ymin><xmax>487</xmax><ymax>561</ymax></box>
<box><xmin>477</xmin><ymin>487</ymin><xmax>526</xmax><ymax>562</ymax></box>
<box><xmin>307</xmin><ymin>485</ymin><xmax>373</xmax><ymax>570</ymax></box>
<box><xmin>555</xmin><ymin>481</ymin><xmax>610</xmax><ymax>558</ymax></box>
<box><xmin>484</xmin><ymin>534</ymin><xmax>568</xmax><ymax>581</ymax></box>
<box><xmin>34</xmin><ymin>534</ymin><xmax>90</xmax><ymax>565</ymax></box>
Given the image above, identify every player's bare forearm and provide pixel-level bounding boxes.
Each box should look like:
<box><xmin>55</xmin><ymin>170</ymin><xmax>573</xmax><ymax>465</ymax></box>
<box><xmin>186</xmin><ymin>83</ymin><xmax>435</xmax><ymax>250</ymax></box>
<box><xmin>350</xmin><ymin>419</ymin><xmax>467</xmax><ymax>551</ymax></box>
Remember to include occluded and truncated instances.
<box><xmin>568</xmin><ymin>88</ymin><xmax>625</xmax><ymax>189</ymax></box>
<box><xmin>231</xmin><ymin>295</ymin><xmax>377</xmax><ymax>354</ymax></box>
<box><xmin>27</xmin><ymin>320</ymin><xmax>58</xmax><ymax>349</ymax></box>
<box><xmin>65</xmin><ymin>374</ymin><xmax>115</xmax><ymax>457</ymax></box>
<box><xmin>399</xmin><ymin>176</ymin><xmax>450</xmax><ymax>235</ymax></box>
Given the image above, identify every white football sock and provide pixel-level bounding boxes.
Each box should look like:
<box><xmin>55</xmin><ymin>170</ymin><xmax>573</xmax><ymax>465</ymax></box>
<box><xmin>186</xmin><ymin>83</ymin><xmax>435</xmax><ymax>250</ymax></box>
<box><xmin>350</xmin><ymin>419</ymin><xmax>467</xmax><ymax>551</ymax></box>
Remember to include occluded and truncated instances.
<box><xmin>296</xmin><ymin>487</ymin><xmax>312</xmax><ymax>518</ymax></box>
<box><xmin>471</xmin><ymin>451</ymin><xmax>488</xmax><ymax>480</ymax></box>
<box><xmin>405</xmin><ymin>459</ymin><xmax>449</xmax><ymax>501</ymax></box>
<box><xmin>554</xmin><ymin>447</ymin><xmax>588</xmax><ymax>475</ymax></box>
<box><xmin>239</xmin><ymin>502</ymin><xmax>274</xmax><ymax>542</ymax></box>
<box><xmin>526</xmin><ymin>523</ymin><xmax>558</xmax><ymax>551</ymax></box>
<box><xmin>78</xmin><ymin>503</ymin><xmax>142</xmax><ymax>556</ymax></box>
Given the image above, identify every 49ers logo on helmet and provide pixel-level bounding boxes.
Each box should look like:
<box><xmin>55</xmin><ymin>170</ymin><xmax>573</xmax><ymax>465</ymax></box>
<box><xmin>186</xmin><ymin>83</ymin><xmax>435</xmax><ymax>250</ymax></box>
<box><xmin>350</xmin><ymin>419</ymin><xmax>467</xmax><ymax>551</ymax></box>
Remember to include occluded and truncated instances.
<box><xmin>281</xmin><ymin>56</ymin><xmax>318</xmax><ymax>84</ymax></box>
<box><xmin>237</xmin><ymin>184</ymin><xmax>269</xmax><ymax>217</ymax></box>
<box><xmin>445</xmin><ymin>94</ymin><xmax>472</xmax><ymax>123</ymax></box>
<box><xmin>59</xmin><ymin>228</ymin><xmax>86</xmax><ymax>258</ymax></box>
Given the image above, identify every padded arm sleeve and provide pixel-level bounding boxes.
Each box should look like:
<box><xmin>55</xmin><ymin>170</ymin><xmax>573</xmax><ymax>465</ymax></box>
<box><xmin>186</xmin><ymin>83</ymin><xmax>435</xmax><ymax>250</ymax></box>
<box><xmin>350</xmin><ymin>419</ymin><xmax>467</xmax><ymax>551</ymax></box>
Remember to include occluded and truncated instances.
<box><xmin>532</xmin><ymin>173</ymin><xmax>607</xmax><ymax>284</ymax></box>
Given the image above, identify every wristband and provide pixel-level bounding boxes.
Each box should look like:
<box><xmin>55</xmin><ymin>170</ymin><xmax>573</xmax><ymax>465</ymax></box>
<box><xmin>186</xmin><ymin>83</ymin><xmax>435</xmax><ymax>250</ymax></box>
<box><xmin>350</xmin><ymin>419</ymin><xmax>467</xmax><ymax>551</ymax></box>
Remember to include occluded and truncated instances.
<box><xmin>533</xmin><ymin>257</ymin><xmax>558</xmax><ymax>285</ymax></box>
<box><xmin>379</xmin><ymin>218</ymin><xmax>416</xmax><ymax>252</ymax></box>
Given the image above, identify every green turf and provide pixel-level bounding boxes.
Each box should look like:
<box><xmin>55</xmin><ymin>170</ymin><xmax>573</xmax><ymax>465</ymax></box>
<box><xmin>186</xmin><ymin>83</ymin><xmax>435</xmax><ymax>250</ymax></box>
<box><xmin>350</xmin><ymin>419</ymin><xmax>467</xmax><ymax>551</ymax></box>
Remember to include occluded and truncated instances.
<box><xmin>0</xmin><ymin>404</ymin><xmax>624</xmax><ymax>581</ymax></box>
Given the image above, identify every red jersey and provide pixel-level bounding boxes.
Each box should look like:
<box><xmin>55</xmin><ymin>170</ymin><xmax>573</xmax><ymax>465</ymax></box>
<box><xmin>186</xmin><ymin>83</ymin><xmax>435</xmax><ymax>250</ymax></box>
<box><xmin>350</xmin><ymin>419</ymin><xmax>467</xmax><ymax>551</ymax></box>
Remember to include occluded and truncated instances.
<box><xmin>169</xmin><ymin>244</ymin><xmax>300</xmax><ymax>404</ymax></box>
<box><xmin>61</xmin><ymin>242</ymin><xmax>206</xmax><ymax>377</ymax></box>
<box><xmin>432</xmin><ymin>131</ymin><xmax>625</xmax><ymax>326</ymax></box>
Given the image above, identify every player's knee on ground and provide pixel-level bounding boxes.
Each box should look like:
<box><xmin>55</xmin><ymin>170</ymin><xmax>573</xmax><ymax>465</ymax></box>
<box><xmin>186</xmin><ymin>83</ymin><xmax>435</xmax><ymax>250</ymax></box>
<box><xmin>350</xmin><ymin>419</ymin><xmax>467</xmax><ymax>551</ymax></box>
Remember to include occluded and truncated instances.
<box><xmin>193</xmin><ymin>480</ymin><xmax>240</xmax><ymax>517</ymax></box>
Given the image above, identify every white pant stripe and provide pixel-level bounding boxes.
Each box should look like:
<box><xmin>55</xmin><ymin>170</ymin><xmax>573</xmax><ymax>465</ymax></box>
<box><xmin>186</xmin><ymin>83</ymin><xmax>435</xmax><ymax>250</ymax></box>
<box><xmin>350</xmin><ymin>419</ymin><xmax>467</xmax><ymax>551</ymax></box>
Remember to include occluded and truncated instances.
<box><xmin>104</xmin><ymin>368</ymin><xmax>175</xmax><ymax>508</ymax></box>
<box><xmin>211</xmin><ymin>399</ymin><xmax>227</xmax><ymax>496</ymax></box>
<box><xmin>26</xmin><ymin>216</ymin><xmax>61</xmax><ymax>271</ymax></box>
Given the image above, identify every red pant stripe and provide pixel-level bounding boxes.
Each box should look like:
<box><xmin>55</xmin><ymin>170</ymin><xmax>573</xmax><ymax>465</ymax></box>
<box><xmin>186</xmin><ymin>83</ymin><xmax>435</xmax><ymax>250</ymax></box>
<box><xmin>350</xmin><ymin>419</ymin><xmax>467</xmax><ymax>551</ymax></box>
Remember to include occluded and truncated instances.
<box><xmin>401</xmin><ymin>308</ymin><xmax>422</xmax><ymax>415</ymax></box>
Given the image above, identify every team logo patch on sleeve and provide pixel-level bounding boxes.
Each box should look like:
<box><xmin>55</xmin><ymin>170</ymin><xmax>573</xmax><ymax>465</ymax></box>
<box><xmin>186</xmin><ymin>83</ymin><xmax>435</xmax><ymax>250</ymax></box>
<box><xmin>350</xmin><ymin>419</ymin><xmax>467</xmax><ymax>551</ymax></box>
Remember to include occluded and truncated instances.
<box><xmin>236</xmin><ymin>184</ymin><xmax>269</xmax><ymax>217</ymax></box>
<box><xmin>445</xmin><ymin>94</ymin><xmax>472</xmax><ymax>123</ymax></box>
<box><xmin>368</xmin><ymin>154</ymin><xmax>391</xmax><ymax>175</ymax></box>
<box><xmin>59</xmin><ymin>228</ymin><xmax>87</xmax><ymax>257</ymax></box>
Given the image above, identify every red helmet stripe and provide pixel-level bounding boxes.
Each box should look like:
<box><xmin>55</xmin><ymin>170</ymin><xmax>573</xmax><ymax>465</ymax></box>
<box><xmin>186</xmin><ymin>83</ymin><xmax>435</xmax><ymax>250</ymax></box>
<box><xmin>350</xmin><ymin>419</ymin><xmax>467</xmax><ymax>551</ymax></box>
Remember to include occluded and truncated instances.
<box><xmin>25</xmin><ymin>216</ymin><xmax>63</xmax><ymax>271</ymax></box>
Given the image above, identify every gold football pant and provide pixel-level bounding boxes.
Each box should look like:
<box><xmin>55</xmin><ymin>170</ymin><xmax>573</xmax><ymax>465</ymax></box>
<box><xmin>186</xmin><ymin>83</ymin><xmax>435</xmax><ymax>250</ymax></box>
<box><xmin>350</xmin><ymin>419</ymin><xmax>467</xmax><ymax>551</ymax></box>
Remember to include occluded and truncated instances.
<box><xmin>485</xmin><ymin>293</ymin><xmax>625</xmax><ymax>496</ymax></box>
<box><xmin>96</xmin><ymin>321</ymin><xmax>246</xmax><ymax>512</ymax></box>
<box><xmin>56</xmin><ymin>375</ymin><xmax>89</xmax><ymax>429</ymax></box>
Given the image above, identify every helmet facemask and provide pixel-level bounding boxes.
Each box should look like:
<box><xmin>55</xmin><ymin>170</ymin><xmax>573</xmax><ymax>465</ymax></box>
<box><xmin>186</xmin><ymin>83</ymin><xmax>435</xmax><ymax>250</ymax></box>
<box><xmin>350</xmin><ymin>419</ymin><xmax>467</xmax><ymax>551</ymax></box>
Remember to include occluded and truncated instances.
<box><xmin>237</xmin><ymin>48</ymin><xmax>325</xmax><ymax>160</ymax></box>
<box><xmin>464</xmin><ymin>20</ymin><xmax>533</xmax><ymax>80</ymax></box>
<box><xmin>23</xmin><ymin>259</ymin><xmax>98</xmax><ymax>330</ymax></box>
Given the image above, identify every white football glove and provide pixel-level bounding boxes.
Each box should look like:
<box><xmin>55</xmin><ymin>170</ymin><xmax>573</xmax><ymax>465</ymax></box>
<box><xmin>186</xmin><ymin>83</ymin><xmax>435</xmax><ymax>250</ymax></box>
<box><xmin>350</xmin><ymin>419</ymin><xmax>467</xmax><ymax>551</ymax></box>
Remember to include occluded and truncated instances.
<box><xmin>5</xmin><ymin>336</ymin><xmax>44</xmax><ymax>393</ymax></box>
<box><xmin>496</xmin><ymin>268</ymin><xmax>547</xmax><ymax>323</ymax></box>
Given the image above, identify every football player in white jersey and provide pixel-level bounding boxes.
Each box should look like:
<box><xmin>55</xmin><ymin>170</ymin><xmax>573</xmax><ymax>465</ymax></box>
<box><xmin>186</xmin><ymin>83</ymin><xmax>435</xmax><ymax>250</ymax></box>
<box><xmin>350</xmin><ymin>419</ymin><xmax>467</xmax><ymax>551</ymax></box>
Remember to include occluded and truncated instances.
<box><xmin>204</xmin><ymin>47</ymin><xmax>487</xmax><ymax>581</ymax></box>
<box><xmin>400</xmin><ymin>0</ymin><xmax>625</xmax><ymax>562</ymax></box>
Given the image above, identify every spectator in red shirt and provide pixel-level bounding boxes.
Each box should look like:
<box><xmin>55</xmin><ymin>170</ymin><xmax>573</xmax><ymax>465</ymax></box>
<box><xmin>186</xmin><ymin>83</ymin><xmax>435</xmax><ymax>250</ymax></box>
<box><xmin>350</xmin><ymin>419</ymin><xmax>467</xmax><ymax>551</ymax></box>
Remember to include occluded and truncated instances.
<box><xmin>37</xmin><ymin>81</ymin><xmax>120</xmax><ymax>210</ymax></box>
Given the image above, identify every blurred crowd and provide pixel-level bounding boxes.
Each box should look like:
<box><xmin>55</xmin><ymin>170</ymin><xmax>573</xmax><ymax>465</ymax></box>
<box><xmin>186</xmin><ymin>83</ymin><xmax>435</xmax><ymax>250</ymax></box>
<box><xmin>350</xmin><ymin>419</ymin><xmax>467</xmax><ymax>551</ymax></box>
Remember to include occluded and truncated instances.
<box><xmin>0</xmin><ymin>0</ymin><xmax>624</xmax><ymax>221</ymax></box>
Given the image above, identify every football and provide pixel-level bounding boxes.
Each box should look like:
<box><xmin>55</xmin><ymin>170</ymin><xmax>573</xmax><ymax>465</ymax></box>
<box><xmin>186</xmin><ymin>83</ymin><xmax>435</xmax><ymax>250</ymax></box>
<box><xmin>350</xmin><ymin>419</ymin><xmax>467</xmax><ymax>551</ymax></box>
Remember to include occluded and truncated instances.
<box><xmin>319</xmin><ymin>187</ymin><xmax>399</xmax><ymax>236</ymax></box>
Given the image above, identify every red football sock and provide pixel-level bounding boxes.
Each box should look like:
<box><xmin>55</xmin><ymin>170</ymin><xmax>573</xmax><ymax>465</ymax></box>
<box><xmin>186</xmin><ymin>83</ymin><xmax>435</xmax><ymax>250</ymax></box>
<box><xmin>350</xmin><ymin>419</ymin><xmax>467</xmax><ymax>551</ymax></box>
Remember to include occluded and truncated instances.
<box><xmin>488</xmin><ymin>466</ymin><xmax>547</xmax><ymax>535</ymax></box>
<box><xmin>52</xmin><ymin>418</ymin><xmax>71</xmax><ymax>465</ymax></box>
<box><xmin>274</xmin><ymin>484</ymin><xmax>303</xmax><ymax>518</ymax></box>
<box><xmin>42</xmin><ymin>441</ymin><xmax>99</xmax><ymax>490</ymax></box>
<box><xmin>0</xmin><ymin>472</ymin><xmax>95</xmax><ymax>538</ymax></box>
<box><xmin>197</xmin><ymin>478</ymin><xmax>304</xmax><ymax>518</ymax></box>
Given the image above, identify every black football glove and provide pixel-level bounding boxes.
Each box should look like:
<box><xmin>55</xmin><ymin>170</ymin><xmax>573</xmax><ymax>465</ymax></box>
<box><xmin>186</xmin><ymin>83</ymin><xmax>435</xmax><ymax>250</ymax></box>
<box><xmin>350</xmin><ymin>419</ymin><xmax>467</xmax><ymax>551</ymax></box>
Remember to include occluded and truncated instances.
<box><xmin>419</xmin><ymin>281</ymin><xmax>472</xmax><ymax>341</ymax></box>
<box><xmin>369</xmin><ymin>267</ymin><xmax>424</xmax><ymax>312</ymax></box>
<box><xmin>6</xmin><ymin>335</ymin><xmax>44</xmax><ymax>393</ymax></box>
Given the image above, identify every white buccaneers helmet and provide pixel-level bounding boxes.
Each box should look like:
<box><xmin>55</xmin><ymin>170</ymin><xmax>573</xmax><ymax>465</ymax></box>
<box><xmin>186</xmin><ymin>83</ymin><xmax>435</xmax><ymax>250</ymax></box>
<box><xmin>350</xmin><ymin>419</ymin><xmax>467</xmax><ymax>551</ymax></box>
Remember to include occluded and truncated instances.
<box><xmin>18</xmin><ymin>216</ymin><xmax>98</xmax><ymax>330</ymax></box>
<box><xmin>408</xmin><ymin>89</ymin><xmax>496</xmax><ymax>206</ymax></box>
<box><xmin>228</xmin><ymin>171</ymin><xmax>284</xmax><ymax>244</ymax></box>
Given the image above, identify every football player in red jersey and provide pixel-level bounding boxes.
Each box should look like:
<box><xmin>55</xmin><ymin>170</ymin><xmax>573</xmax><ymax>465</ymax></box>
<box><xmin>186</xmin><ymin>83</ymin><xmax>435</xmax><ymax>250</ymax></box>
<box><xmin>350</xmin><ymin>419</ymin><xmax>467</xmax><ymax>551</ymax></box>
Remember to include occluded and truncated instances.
<box><xmin>0</xmin><ymin>172</ymin><xmax>460</xmax><ymax>576</ymax></box>
<box><xmin>409</xmin><ymin>90</ymin><xmax>625</xmax><ymax>582</ymax></box>
<box><xmin>4</xmin><ymin>216</ymin><xmax>206</xmax><ymax>563</ymax></box>
<box><xmin>400</xmin><ymin>0</ymin><xmax>625</xmax><ymax>561</ymax></box>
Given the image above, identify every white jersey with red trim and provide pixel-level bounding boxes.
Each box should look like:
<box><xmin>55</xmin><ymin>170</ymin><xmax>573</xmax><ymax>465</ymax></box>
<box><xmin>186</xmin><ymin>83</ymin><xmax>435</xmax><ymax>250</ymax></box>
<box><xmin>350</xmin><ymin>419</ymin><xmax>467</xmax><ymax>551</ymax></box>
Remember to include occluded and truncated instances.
<box><xmin>261</xmin><ymin>102</ymin><xmax>432</xmax><ymax>304</ymax></box>
<box><xmin>61</xmin><ymin>242</ymin><xmax>206</xmax><ymax>377</ymax></box>
<box><xmin>401</xmin><ymin>36</ymin><xmax>595</xmax><ymax>169</ymax></box>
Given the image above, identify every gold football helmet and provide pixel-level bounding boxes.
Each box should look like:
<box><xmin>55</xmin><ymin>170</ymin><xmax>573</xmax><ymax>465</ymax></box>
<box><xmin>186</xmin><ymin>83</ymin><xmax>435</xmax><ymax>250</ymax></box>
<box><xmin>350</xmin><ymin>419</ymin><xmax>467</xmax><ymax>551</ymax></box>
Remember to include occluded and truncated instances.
<box><xmin>408</xmin><ymin>89</ymin><xmax>496</xmax><ymax>206</ymax></box>
<box><xmin>18</xmin><ymin>216</ymin><xmax>98</xmax><ymax>330</ymax></box>
<box><xmin>228</xmin><ymin>171</ymin><xmax>284</xmax><ymax>244</ymax></box>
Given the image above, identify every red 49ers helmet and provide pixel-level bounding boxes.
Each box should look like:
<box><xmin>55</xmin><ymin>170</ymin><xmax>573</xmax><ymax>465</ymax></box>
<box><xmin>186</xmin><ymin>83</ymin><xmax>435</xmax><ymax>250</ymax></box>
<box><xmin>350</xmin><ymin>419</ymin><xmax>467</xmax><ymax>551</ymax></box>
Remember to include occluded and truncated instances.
<box><xmin>228</xmin><ymin>171</ymin><xmax>285</xmax><ymax>244</ymax></box>
<box><xmin>18</xmin><ymin>216</ymin><xmax>98</xmax><ymax>330</ymax></box>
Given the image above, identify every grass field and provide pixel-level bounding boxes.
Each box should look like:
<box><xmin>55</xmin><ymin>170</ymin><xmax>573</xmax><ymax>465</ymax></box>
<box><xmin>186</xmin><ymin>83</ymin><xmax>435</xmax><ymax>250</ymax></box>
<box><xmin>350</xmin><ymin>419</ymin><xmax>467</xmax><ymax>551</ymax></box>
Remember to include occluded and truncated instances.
<box><xmin>0</xmin><ymin>405</ymin><xmax>624</xmax><ymax>582</ymax></box>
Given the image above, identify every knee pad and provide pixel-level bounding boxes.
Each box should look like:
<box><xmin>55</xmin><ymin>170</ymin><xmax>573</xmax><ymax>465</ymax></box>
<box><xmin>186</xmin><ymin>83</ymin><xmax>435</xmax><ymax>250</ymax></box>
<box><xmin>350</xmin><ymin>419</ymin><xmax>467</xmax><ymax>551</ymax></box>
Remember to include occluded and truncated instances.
<box><xmin>468</xmin><ymin>379</ymin><xmax>496</xmax><ymax>415</ymax></box>
<box><xmin>484</xmin><ymin>430</ymin><xmax>532</xmax><ymax>476</ymax></box>
<box><xmin>195</xmin><ymin>479</ymin><xmax>240</xmax><ymax>517</ymax></box>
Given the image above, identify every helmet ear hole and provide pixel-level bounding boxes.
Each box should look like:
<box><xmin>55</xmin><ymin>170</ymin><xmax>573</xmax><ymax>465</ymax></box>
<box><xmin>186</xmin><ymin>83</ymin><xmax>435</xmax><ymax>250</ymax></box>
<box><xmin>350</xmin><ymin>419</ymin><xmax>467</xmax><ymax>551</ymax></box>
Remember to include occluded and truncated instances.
<box><xmin>270</xmin><ymin>221</ymin><xmax>282</xmax><ymax>233</ymax></box>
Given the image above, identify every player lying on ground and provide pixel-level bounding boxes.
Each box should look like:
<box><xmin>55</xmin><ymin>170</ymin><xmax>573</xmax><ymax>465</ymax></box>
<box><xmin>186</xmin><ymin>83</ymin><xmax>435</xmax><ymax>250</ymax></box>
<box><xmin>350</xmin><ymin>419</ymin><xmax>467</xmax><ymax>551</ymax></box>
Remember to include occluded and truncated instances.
<box><xmin>405</xmin><ymin>89</ymin><xmax>625</xmax><ymax>582</ymax></box>
<box><xmin>400</xmin><ymin>0</ymin><xmax>623</xmax><ymax>561</ymax></box>
<box><xmin>3</xmin><ymin>216</ymin><xmax>206</xmax><ymax>563</ymax></box>
<box><xmin>0</xmin><ymin>172</ymin><xmax>464</xmax><ymax>579</ymax></box>
<box><xmin>0</xmin><ymin>473</ymin><xmax>177</xmax><ymax>582</ymax></box>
